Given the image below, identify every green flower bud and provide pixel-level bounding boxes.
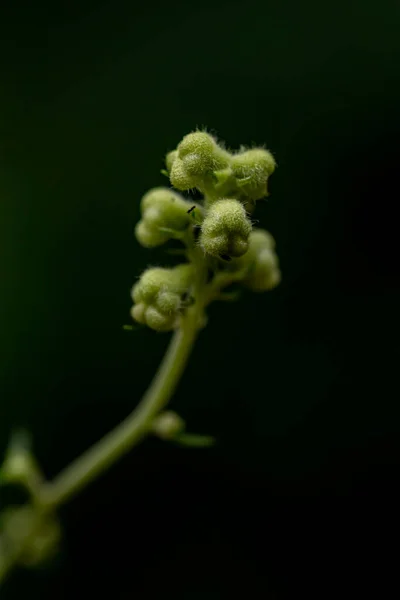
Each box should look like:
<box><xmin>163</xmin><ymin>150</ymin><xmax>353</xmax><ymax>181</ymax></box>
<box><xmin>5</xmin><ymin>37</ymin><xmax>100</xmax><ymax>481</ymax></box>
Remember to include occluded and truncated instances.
<box><xmin>135</xmin><ymin>221</ymin><xmax>169</xmax><ymax>248</ymax></box>
<box><xmin>144</xmin><ymin>305</ymin><xmax>177</xmax><ymax>331</ymax></box>
<box><xmin>232</xmin><ymin>147</ymin><xmax>276</xmax><ymax>201</ymax></box>
<box><xmin>130</xmin><ymin>264</ymin><xmax>194</xmax><ymax>331</ymax></box>
<box><xmin>135</xmin><ymin>187</ymin><xmax>192</xmax><ymax>248</ymax></box>
<box><xmin>235</xmin><ymin>228</ymin><xmax>281</xmax><ymax>291</ymax></box>
<box><xmin>244</xmin><ymin>228</ymin><xmax>276</xmax><ymax>254</ymax></box>
<box><xmin>199</xmin><ymin>199</ymin><xmax>252</xmax><ymax>258</ymax></box>
<box><xmin>169</xmin><ymin>157</ymin><xmax>196</xmax><ymax>190</ymax></box>
<box><xmin>130</xmin><ymin>302</ymin><xmax>146</xmax><ymax>324</ymax></box>
<box><xmin>178</xmin><ymin>131</ymin><xmax>215</xmax><ymax>164</ymax></box>
<box><xmin>151</xmin><ymin>411</ymin><xmax>185</xmax><ymax>440</ymax></box>
<box><xmin>155</xmin><ymin>290</ymin><xmax>182</xmax><ymax>314</ymax></box>
<box><xmin>132</xmin><ymin>267</ymin><xmax>172</xmax><ymax>304</ymax></box>
<box><xmin>245</xmin><ymin>263</ymin><xmax>281</xmax><ymax>291</ymax></box>
<box><xmin>171</xmin><ymin>131</ymin><xmax>230</xmax><ymax>192</ymax></box>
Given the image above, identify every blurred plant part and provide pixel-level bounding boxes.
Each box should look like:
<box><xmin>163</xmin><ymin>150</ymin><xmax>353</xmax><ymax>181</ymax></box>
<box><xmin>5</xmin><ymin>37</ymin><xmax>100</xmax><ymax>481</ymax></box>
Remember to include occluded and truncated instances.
<box><xmin>0</xmin><ymin>430</ymin><xmax>43</xmax><ymax>496</ymax></box>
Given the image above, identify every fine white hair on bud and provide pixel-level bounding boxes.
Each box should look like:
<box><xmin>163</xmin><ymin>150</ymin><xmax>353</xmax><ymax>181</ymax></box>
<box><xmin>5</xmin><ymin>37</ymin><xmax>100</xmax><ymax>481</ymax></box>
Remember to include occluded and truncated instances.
<box><xmin>231</xmin><ymin>147</ymin><xmax>276</xmax><ymax>201</ymax></box>
<box><xmin>169</xmin><ymin>130</ymin><xmax>230</xmax><ymax>192</ymax></box>
<box><xmin>169</xmin><ymin>158</ymin><xmax>197</xmax><ymax>191</ymax></box>
<box><xmin>135</xmin><ymin>187</ymin><xmax>193</xmax><ymax>248</ymax></box>
<box><xmin>199</xmin><ymin>198</ymin><xmax>252</xmax><ymax>258</ymax></box>
<box><xmin>177</xmin><ymin>131</ymin><xmax>216</xmax><ymax>173</ymax></box>
<box><xmin>130</xmin><ymin>264</ymin><xmax>194</xmax><ymax>332</ymax></box>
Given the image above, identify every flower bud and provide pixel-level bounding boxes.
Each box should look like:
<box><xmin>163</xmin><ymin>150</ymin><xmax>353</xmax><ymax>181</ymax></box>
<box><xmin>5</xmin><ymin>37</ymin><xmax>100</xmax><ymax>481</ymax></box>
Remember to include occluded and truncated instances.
<box><xmin>231</xmin><ymin>147</ymin><xmax>276</xmax><ymax>200</ymax></box>
<box><xmin>235</xmin><ymin>228</ymin><xmax>281</xmax><ymax>291</ymax></box>
<box><xmin>135</xmin><ymin>187</ymin><xmax>193</xmax><ymax>248</ymax></box>
<box><xmin>199</xmin><ymin>199</ymin><xmax>252</xmax><ymax>258</ymax></box>
<box><xmin>177</xmin><ymin>131</ymin><xmax>216</xmax><ymax>173</ymax></box>
<box><xmin>169</xmin><ymin>158</ymin><xmax>197</xmax><ymax>190</ymax></box>
<box><xmin>132</xmin><ymin>267</ymin><xmax>172</xmax><ymax>304</ymax></box>
<box><xmin>135</xmin><ymin>221</ymin><xmax>169</xmax><ymax>248</ymax></box>
<box><xmin>170</xmin><ymin>131</ymin><xmax>230</xmax><ymax>192</ymax></box>
<box><xmin>142</xmin><ymin>305</ymin><xmax>177</xmax><ymax>331</ymax></box>
<box><xmin>151</xmin><ymin>411</ymin><xmax>185</xmax><ymax>440</ymax></box>
<box><xmin>130</xmin><ymin>264</ymin><xmax>194</xmax><ymax>331</ymax></box>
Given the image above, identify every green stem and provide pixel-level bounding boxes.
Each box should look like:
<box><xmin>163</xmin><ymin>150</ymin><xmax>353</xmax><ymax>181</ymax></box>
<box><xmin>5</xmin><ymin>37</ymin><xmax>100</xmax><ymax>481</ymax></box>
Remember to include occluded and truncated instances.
<box><xmin>37</xmin><ymin>230</ymin><xmax>208</xmax><ymax>510</ymax></box>
<box><xmin>41</xmin><ymin>304</ymin><xmax>201</xmax><ymax>510</ymax></box>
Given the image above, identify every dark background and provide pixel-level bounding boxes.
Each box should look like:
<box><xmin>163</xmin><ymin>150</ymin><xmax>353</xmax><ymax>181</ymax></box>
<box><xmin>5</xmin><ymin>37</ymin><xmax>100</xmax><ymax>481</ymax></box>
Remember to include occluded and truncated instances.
<box><xmin>1</xmin><ymin>0</ymin><xmax>399</xmax><ymax>597</ymax></box>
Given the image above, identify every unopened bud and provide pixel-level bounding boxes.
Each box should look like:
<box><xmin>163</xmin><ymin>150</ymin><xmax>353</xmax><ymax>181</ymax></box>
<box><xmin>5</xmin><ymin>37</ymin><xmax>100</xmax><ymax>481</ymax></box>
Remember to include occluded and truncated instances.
<box><xmin>135</xmin><ymin>187</ymin><xmax>193</xmax><ymax>248</ymax></box>
<box><xmin>151</xmin><ymin>411</ymin><xmax>185</xmax><ymax>440</ymax></box>
<box><xmin>130</xmin><ymin>264</ymin><xmax>194</xmax><ymax>332</ymax></box>
<box><xmin>232</xmin><ymin>147</ymin><xmax>276</xmax><ymax>201</ymax></box>
<box><xmin>235</xmin><ymin>228</ymin><xmax>281</xmax><ymax>292</ymax></box>
<box><xmin>170</xmin><ymin>131</ymin><xmax>230</xmax><ymax>192</ymax></box>
<box><xmin>199</xmin><ymin>199</ymin><xmax>252</xmax><ymax>258</ymax></box>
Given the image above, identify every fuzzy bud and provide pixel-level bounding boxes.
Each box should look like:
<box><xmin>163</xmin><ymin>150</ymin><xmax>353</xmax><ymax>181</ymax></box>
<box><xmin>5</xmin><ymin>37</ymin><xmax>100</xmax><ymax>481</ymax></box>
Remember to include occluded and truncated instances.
<box><xmin>151</xmin><ymin>411</ymin><xmax>185</xmax><ymax>440</ymax></box>
<box><xmin>177</xmin><ymin>131</ymin><xmax>216</xmax><ymax>174</ymax></box>
<box><xmin>199</xmin><ymin>199</ymin><xmax>252</xmax><ymax>258</ymax></box>
<box><xmin>169</xmin><ymin>157</ymin><xmax>197</xmax><ymax>190</ymax></box>
<box><xmin>135</xmin><ymin>187</ymin><xmax>193</xmax><ymax>248</ymax></box>
<box><xmin>231</xmin><ymin>148</ymin><xmax>276</xmax><ymax>201</ymax></box>
<box><xmin>170</xmin><ymin>131</ymin><xmax>230</xmax><ymax>192</ymax></box>
<box><xmin>235</xmin><ymin>228</ymin><xmax>281</xmax><ymax>291</ymax></box>
<box><xmin>130</xmin><ymin>264</ymin><xmax>193</xmax><ymax>331</ymax></box>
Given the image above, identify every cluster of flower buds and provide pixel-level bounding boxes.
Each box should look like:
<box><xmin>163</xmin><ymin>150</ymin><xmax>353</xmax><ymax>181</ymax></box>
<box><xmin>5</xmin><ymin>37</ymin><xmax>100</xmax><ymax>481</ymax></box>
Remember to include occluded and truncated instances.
<box><xmin>130</xmin><ymin>264</ymin><xmax>193</xmax><ymax>332</ymax></box>
<box><xmin>165</xmin><ymin>130</ymin><xmax>276</xmax><ymax>206</ymax></box>
<box><xmin>131</xmin><ymin>129</ymin><xmax>280</xmax><ymax>332</ymax></box>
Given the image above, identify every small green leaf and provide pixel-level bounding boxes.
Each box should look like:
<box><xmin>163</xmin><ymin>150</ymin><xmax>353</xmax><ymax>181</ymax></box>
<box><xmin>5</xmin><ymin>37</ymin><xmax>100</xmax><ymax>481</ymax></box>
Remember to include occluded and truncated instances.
<box><xmin>173</xmin><ymin>433</ymin><xmax>216</xmax><ymax>448</ymax></box>
<box><xmin>122</xmin><ymin>324</ymin><xmax>143</xmax><ymax>332</ymax></box>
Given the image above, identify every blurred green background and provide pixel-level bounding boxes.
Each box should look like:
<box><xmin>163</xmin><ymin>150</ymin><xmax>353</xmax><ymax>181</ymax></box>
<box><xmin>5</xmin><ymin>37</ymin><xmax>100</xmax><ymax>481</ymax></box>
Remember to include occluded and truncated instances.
<box><xmin>1</xmin><ymin>0</ymin><xmax>399</xmax><ymax>598</ymax></box>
